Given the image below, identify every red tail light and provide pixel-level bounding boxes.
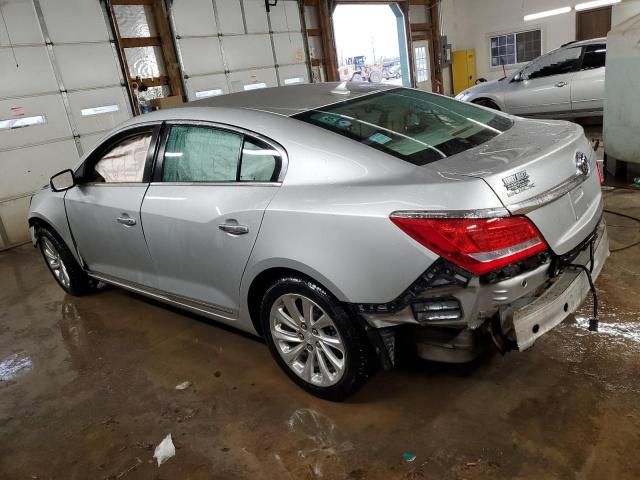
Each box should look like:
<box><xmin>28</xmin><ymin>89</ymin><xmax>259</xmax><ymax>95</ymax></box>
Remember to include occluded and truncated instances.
<box><xmin>596</xmin><ymin>159</ymin><xmax>604</xmax><ymax>185</ymax></box>
<box><xmin>390</xmin><ymin>214</ymin><xmax>548</xmax><ymax>276</ymax></box>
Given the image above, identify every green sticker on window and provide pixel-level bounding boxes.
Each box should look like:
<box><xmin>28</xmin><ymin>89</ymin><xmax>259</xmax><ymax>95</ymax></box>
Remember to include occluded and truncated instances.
<box><xmin>369</xmin><ymin>132</ymin><xmax>392</xmax><ymax>145</ymax></box>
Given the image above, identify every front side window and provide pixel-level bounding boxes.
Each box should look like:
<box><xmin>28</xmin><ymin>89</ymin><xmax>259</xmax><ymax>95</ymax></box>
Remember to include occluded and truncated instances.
<box><xmin>522</xmin><ymin>47</ymin><xmax>582</xmax><ymax>80</ymax></box>
<box><xmin>294</xmin><ymin>88</ymin><xmax>512</xmax><ymax>166</ymax></box>
<box><xmin>93</xmin><ymin>133</ymin><xmax>152</xmax><ymax>183</ymax></box>
<box><xmin>162</xmin><ymin>126</ymin><xmax>242</xmax><ymax>182</ymax></box>
<box><xmin>581</xmin><ymin>44</ymin><xmax>606</xmax><ymax>70</ymax></box>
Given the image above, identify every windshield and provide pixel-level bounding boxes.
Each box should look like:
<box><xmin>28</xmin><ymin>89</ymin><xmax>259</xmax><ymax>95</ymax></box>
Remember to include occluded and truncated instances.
<box><xmin>294</xmin><ymin>88</ymin><xmax>513</xmax><ymax>166</ymax></box>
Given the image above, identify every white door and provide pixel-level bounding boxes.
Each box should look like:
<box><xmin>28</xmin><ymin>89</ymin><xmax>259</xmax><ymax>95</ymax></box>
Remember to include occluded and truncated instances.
<box><xmin>413</xmin><ymin>41</ymin><xmax>432</xmax><ymax>92</ymax></box>
<box><xmin>571</xmin><ymin>43</ymin><xmax>606</xmax><ymax>115</ymax></box>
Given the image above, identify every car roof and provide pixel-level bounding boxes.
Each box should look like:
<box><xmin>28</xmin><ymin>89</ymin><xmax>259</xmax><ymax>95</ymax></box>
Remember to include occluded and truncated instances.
<box><xmin>181</xmin><ymin>81</ymin><xmax>398</xmax><ymax>116</ymax></box>
<box><xmin>562</xmin><ymin>37</ymin><xmax>607</xmax><ymax>48</ymax></box>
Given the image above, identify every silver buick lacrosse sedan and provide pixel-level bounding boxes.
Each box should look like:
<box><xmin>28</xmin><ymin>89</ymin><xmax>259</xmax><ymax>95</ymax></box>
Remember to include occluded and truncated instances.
<box><xmin>28</xmin><ymin>82</ymin><xmax>608</xmax><ymax>400</ymax></box>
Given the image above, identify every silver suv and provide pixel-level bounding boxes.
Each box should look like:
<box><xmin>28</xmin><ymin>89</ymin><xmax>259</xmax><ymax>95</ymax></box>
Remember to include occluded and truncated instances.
<box><xmin>456</xmin><ymin>38</ymin><xmax>606</xmax><ymax>118</ymax></box>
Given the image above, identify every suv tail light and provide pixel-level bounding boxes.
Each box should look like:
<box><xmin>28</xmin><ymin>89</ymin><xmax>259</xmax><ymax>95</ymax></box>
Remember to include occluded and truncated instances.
<box><xmin>390</xmin><ymin>214</ymin><xmax>548</xmax><ymax>276</ymax></box>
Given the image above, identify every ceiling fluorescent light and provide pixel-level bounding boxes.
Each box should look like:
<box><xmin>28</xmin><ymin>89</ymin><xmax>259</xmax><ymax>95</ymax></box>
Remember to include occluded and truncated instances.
<box><xmin>524</xmin><ymin>6</ymin><xmax>571</xmax><ymax>21</ymax></box>
<box><xmin>575</xmin><ymin>0</ymin><xmax>621</xmax><ymax>11</ymax></box>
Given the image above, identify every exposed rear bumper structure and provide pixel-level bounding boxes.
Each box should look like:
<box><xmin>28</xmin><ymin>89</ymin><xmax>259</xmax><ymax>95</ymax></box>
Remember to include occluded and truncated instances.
<box><xmin>361</xmin><ymin>219</ymin><xmax>609</xmax><ymax>364</ymax></box>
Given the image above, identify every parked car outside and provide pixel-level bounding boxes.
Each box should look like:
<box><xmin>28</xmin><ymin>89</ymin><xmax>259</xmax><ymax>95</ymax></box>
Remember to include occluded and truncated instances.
<box><xmin>456</xmin><ymin>38</ymin><xmax>606</xmax><ymax>118</ymax></box>
<box><xmin>29</xmin><ymin>83</ymin><xmax>608</xmax><ymax>400</ymax></box>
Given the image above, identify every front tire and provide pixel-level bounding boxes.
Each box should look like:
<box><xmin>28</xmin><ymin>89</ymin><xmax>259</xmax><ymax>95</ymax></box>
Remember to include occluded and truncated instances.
<box><xmin>260</xmin><ymin>276</ymin><xmax>373</xmax><ymax>401</ymax></box>
<box><xmin>37</xmin><ymin>226</ymin><xmax>97</xmax><ymax>296</ymax></box>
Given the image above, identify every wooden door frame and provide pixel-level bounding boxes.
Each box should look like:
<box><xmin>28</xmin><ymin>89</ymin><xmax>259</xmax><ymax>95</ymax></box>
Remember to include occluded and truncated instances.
<box><xmin>106</xmin><ymin>0</ymin><xmax>184</xmax><ymax>114</ymax></box>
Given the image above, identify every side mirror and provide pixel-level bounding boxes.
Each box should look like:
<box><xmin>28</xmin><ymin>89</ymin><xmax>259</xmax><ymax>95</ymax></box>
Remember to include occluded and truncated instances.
<box><xmin>50</xmin><ymin>169</ymin><xmax>76</xmax><ymax>192</ymax></box>
<box><xmin>512</xmin><ymin>72</ymin><xmax>523</xmax><ymax>82</ymax></box>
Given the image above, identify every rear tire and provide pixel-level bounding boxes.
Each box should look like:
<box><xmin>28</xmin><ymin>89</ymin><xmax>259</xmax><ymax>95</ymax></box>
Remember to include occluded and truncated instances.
<box><xmin>37</xmin><ymin>226</ymin><xmax>98</xmax><ymax>296</ymax></box>
<box><xmin>472</xmin><ymin>98</ymin><xmax>501</xmax><ymax>111</ymax></box>
<box><xmin>260</xmin><ymin>276</ymin><xmax>373</xmax><ymax>401</ymax></box>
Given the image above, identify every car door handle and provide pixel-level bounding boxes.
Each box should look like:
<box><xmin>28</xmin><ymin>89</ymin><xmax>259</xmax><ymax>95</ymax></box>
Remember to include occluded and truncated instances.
<box><xmin>218</xmin><ymin>223</ymin><xmax>249</xmax><ymax>235</ymax></box>
<box><xmin>555</xmin><ymin>81</ymin><xmax>568</xmax><ymax>87</ymax></box>
<box><xmin>117</xmin><ymin>216</ymin><xmax>136</xmax><ymax>226</ymax></box>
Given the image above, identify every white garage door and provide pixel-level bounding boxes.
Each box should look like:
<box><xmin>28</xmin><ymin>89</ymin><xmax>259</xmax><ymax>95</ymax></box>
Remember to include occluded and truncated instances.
<box><xmin>0</xmin><ymin>0</ymin><xmax>131</xmax><ymax>248</ymax></box>
<box><xmin>171</xmin><ymin>0</ymin><xmax>309</xmax><ymax>100</ymax></box>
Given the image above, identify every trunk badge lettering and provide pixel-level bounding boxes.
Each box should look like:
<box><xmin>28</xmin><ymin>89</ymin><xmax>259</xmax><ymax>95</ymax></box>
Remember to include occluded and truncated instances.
<box><xmin>502</xmin><ymin>170</ymin><xmax>534</xmax><ymax>197</ymax></box>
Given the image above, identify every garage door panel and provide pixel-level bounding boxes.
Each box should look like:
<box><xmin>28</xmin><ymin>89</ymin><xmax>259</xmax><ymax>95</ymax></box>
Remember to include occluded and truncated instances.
<box><xmin>0</xmin><ymin>0</ymin><xmax>43</xmax><ymax>45</ymax></box>
<box><xmin>39</xmin><ymin>0</ymin><xmax>110</xmax><ymax>43</ymax></box>
<box><xmin>223</xmin><ymin>35</ymin><xmax>273</xmax><ymax>71</ymax></box>
<box><xmin>243</xmin><ymin>0</ymin><xmax>268</xmax><ymax>33</ymax></box>
<box><xmin>67</xmin><ymin>87</ymin><xmax>129</xmax><ymax>136</ymax></box>
<box><xmin>273</xmin><ymin>32</ymin><xmax>305</xmax><ymax>66</ymax></box>
<box><xmin>217</xmin><ymin>0</ymin><xmax>244</xmax><ymax>34</ymax></box>
<box><xmin>79</xmin><ymin>131</ymin><xmax>109</xmax><ymax>155</ymax></box>
<box><xmin>0</xmin><ymin>140</ymin><xmax>79</xmax><ymax>200</ymax></box>
<box><xmin>172</xmin><ymin>0</ymin><xmax>217</xmax><ymax>37</ymax></box>
<box><xmin>0</xmin><ymin>196</ymin><xmax>31</xmax><ymax>245</ymax></box>
<box><xmin>0</xmin><ymin>47</ymin><xmax>58</xmax><ymax>98</ymax></box>
<box><xmin>229</xmin><ymin>68</ymin><xmax>277</xmax><ymax>92</ymax></box>
<box><xmin>185</xmin><ymin>74</ymin><xmax>229</xmax><ymax>101</ymax></box>
<box><xmin>269</xmin><ymin>0</ymin><xmax>301</xmax><ymax>32</ymax></box>
<box><xmin>0</xmin><ymin>95</ymin><xmax>71</xmax><ymax>149</ymax></box>
<box><xmin>179</xmin><ymin>37</ymin><xmax>225</xmax><ymax>76</ymax></box>
<box><xmin>277</xmin><ymin>64</ymin><xmax>309</xmax><ymax>86</ymax></box>
<box><xmin>54</xmin><ymin>44</ymin><xmax>121</xmax><ymax>91</ymax></box>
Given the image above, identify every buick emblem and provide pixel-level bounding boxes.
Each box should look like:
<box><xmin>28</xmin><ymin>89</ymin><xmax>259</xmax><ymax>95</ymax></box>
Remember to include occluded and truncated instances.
<box><xmin>575</xmin><ymin>152</ymin><xmax>590</xmax><ymax>176</ymax></box>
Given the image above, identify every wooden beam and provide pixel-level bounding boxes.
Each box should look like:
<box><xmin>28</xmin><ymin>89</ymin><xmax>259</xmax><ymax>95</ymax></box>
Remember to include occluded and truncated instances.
<box><xmin>111</xmin><ymin>0</ymin><xmax>155</xmax><ymax>5</ymax></box>
<box><xmin>311</xmin><ymin>58</ymin><xmax>322</xmax><ymax>67</ymax></box>
<box><xmin>410</xmin><ymin>22</ymin><xmax>432</xmax><ymax>32</ymax></box>
<box><xmin>304</xmin><ymin>0</ymin><xmax>318</xmax><ymax>5</ymax></box>
<box><xmin>317</xmin><ymin>0</ymin><xmax>339</xmax><ymax>81</ymax></box>
<box><xmin>120</xmin><ymin>36</ymin><xmax>161</xmax><ymax>48</ymax></box>
<box><xmin>151</xmin><ymin>0</ymin><xmax>184</xmax><ymax>101</ymax></box>
<box><xmin>431</xmin><ymin>0</ymin><xmax>443</xmax><ymax>93</ymax></box>
<box><xmin>306</xmin><ymin>28</ymin><xmax>321</xmax><ymax>37</ymax></box>
<box><xmin>137</xmin><ymin>76</ymin><xmax>169</xmax><ymax>87</ymax></box>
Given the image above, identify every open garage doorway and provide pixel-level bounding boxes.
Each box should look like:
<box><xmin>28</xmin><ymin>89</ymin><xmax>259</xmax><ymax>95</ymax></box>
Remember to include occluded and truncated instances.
<box><xmin>332</xmin><ymin>3</ymin><xmax>411</xmax><ymax>87</ymax></box>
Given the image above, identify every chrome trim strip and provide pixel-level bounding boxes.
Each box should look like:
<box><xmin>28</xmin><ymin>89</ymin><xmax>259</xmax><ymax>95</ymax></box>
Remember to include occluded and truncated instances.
<box><xmin>88</xmin><ymin>272</ymin><xmax>236</xmax><ymax>320</ymax></box>
<box><xmin>507</xmin><ymin>172</ymin><xmax>589</xmax><ymax>215</ymax></box>
<box><xmin>390</xmin><ymin>207</ymin><xmax>510</xmax><ymax>219</ymax></box>
<box><xmin>148</xmin><ymin>181</ymin><xmax>281</xmax><ymax>187</ymax></box>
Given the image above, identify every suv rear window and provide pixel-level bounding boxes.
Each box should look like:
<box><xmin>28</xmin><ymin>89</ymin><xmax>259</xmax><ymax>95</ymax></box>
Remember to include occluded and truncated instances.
<box><xmin>294</xmin><ymin>88</ymin><xmax>512</xmax><ymax>166</ymax></box>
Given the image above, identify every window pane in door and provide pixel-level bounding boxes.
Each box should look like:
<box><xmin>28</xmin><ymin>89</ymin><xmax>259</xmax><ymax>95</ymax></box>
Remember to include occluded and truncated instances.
<box><xmin>113</xmin><ymin>5</ymin><xmax>158</xmax><ymax>38</ymax></box>
<box><xmin>523</xmin><ymin>47</ymin><xmax>582</xmax><ymax>79</ymax></box>
<box><xmin>94</xmin><ymin>133</ymin><xmax>152</xmax><ymax>183</ymax></box>
<box><xmin>124</xmin><ymin>46</ymin><xmax>167</xmax><ymax>78</ymax></box>
<box><xmin>581</xmin><ymin>44</ymin><xmax>606</xmax><ymax>70</ymax></box>
<box><xmin>162</xmin><ymin>126</ymin><xmax>242</xmax><ymax>182</ymax></box>
<box><xmin>240</xmin><ymin>139</ymin><xmax>280</xmax><ymax>182</ymax></box>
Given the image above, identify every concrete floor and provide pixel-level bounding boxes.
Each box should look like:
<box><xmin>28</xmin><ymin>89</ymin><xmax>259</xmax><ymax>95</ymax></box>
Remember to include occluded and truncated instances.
<box><xmin>1</xmin><ymin>190</ymin><xmax>639</xmax><ymax>480</ymax></box>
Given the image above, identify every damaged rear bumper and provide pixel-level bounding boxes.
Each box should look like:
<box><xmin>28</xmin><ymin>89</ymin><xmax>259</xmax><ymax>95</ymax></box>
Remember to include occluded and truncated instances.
<box><xmin>358</xmin><ymin>219</ymin><xmax>609</xmax><ymax>364</ymax></box>
<box><xmin>509</xmin><ymin>220</ymin><xmax>609</xmax><ymax>350</ymax></box>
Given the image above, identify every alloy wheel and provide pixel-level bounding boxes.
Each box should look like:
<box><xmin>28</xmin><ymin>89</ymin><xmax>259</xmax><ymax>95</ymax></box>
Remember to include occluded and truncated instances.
<box><xmin>41</xmin><ymin>237</ymin><xmax>71</xmax><ymax>289</ymax></box>
<box><xmin>269</xmin><ymin>293</ymin><xmax>346</xmax><ymax>386</ymax></box>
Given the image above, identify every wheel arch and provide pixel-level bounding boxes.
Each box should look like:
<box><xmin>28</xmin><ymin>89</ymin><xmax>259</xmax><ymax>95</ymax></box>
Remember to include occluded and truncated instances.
<box><xmin>471</xmin><ymin>96</ymin><xmax>503</xmax><ymax>111</ymax></box>
<box><xmin>244</xmin><ymin>263</ymin><xmax>348</xmax><ymax>337</ymax></box>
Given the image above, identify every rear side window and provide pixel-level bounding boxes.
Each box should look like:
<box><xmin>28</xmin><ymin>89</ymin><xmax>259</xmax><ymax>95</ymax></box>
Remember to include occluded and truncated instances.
<box><xmin>294</xmin><ymin>88</ymin><xmax>512</xmax><ymax>166</ymax></box>
<box><xmin>162</xmin><ymin>126</ymin><xmax>242</xmax><ymax>182</ymax></box>
<box><xmin>161</xmin><ymin>125</ymin><xmax>282</xmax><ymax>182</ymax></box>
<box><xmin>581</xmin><ymin>44</ymin><xmax>606</xmax><ymax>70</ymax></box>
<box><xmin>93</xmin><ymin>133</ymin><xmax>152</xmax><ymax>183</ymax></box>
<box><xmin>240</xmin><ymin>139</ymin><xmax>280</xmax><ymax>182</ymax></box>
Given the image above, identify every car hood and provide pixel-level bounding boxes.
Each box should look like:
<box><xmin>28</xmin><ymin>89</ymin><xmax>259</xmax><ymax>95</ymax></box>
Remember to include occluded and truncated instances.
<box><xmin>456</xmin><ymin>74</ymin><xmax>514</xmax><ymax>98</ymax></box>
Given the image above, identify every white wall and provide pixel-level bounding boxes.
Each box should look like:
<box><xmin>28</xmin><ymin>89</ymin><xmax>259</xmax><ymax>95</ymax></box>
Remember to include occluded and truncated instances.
<box><xmin>441</xmin><ymin>0</ymin><xmax>576</xmax><ymax>83</ymax></box>
<box><xmin>440</xmin><ymin>0</ymin><xmax>640</xmax><ymax>91</ymax></box>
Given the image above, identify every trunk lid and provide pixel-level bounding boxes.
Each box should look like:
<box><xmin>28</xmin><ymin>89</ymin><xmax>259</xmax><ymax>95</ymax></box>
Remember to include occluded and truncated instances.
<box><xmin>436</xmin><ymin>118</ymin><xmax>602</xmax><ymax>255</ymax></box>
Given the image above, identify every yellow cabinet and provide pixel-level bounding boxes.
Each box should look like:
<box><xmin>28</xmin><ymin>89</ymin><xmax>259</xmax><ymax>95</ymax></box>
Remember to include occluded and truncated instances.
<box><xmin>452</xmin><ymin>49</ymin><xmax>477</xmax><ymax>95</ymax></box>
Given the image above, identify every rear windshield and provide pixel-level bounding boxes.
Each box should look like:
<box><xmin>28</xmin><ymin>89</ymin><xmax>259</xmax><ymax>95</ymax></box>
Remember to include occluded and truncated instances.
<box><xmin>294</xmin><ymin>88</ymin><xmax>513</xmax><ymax>166</ymax></box>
